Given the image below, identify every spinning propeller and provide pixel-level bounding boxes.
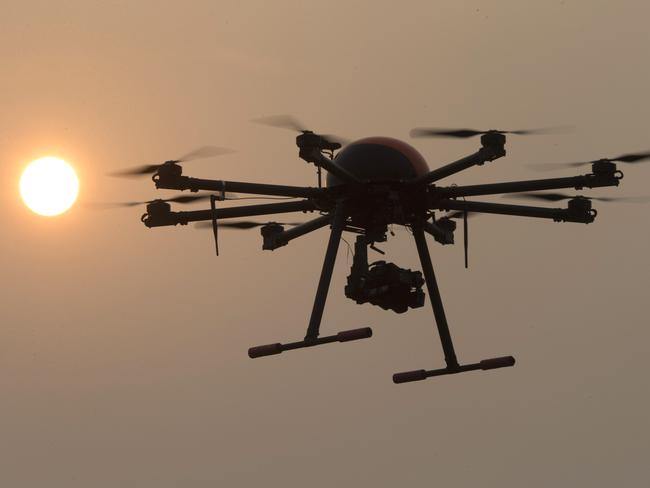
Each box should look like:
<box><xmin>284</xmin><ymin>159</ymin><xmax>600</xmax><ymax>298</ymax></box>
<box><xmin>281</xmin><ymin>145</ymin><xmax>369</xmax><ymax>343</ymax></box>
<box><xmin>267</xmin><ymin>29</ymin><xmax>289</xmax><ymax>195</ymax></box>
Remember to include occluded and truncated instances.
<box><xmin>252</xmin><ymin>114</ymin><xmax>349</xmax><ymax>148</ymax></box>
<box><xmin>505</xmin><ymin>192</ymin><xmax>650</xmax><ymax>203</ymax></box>
<box><xmin>92</xmin><ymin>192</ymin><xmax>238</xmax><ymax>208</ymax></box>
<box><xmin>196</xmin><ymin>218</ymin><xmax>304</xmax><ymax>256</ymax></box>
<box><xmin>528</xmin><ymin>150</ymin><xmax>650</xmax><ymax>171</ymax></box>
<box><xmin>410</xmin><ymin>126</ymin><xmax>569</xmax><ymax>139</ymax></box>
<box><xmin>195</xmin><ymin>220</ymin><xmax>303</xmax><ymax>230</ymax></box>
<box><xmin>108</xmin><ymin>146</ymin><xmax>234</xmax><ymax>177</ymax></box>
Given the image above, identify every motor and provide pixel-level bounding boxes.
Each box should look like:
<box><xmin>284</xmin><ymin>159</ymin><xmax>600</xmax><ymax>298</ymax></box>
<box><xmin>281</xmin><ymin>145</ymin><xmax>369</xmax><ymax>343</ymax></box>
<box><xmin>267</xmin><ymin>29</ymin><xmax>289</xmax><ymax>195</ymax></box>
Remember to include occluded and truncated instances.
<box><xmin>296</xmin><ymin>131</ymin><xmax>341</xmax><ymax>163</ymax></box>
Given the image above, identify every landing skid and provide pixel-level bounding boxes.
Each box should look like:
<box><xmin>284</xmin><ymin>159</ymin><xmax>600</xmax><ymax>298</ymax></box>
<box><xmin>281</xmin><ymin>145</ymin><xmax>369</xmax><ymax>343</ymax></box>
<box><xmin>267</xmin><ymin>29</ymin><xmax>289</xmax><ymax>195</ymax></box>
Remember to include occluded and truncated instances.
<box><xmin>248</xmin><ymin>327</ymin><xmax>373</xmax><ymax>358</ymax></box>
<box><xmin>393</xmin><ymin>356</ymin><xmax>515</xmax><ymax>384</ymax></box>
<box><xmin>392</xmin><ymin>221</ymin><xmax>515</xmax><ymax>384</ymax></box>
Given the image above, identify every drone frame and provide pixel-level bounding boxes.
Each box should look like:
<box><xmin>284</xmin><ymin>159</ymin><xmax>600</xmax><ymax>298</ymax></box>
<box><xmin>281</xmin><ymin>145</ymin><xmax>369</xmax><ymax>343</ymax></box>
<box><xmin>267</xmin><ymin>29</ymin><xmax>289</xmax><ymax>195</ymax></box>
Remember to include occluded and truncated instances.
<box><xmin>141</xmin><ymin>132</ymin><xmax>622</xmax><ymax>384</ymax></box>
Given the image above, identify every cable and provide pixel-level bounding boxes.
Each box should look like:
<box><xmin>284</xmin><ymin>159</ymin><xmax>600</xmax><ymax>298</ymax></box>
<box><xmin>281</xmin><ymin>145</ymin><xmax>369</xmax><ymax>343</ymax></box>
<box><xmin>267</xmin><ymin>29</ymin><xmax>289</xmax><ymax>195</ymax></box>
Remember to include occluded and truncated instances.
<box><xmin>341</xmin><ymin>236</ymin><xmax>354</xmax><ymax>265</ymax></box>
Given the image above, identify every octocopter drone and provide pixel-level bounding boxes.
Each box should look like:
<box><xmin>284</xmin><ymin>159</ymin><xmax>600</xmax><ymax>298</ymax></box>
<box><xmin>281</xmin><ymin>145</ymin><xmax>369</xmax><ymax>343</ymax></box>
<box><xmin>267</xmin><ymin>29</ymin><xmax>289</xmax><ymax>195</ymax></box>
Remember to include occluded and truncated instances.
<box><xmin>111</xmin><ymin>116</ymin><xmax>649</xmax><ymax>384</ymax></box>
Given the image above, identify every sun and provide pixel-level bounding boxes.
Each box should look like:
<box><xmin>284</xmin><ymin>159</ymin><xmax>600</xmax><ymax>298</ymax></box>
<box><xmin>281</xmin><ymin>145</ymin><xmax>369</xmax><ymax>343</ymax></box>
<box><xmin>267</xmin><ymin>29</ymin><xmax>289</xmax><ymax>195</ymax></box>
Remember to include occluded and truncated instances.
<box><xmin>20</xmin><ymin>157</ymin><xmax>79</xmax><ymax>216</ymax></box>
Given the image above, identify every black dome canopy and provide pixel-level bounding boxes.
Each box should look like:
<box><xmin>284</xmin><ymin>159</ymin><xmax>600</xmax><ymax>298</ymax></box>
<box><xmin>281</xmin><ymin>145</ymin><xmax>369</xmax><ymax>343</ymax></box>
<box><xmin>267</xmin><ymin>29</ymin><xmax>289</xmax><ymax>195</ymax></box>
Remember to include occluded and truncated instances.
<box><xmin>327</xmin><ymin>137</ymin><xmax>429</xmax><ymax>186</ymax></box>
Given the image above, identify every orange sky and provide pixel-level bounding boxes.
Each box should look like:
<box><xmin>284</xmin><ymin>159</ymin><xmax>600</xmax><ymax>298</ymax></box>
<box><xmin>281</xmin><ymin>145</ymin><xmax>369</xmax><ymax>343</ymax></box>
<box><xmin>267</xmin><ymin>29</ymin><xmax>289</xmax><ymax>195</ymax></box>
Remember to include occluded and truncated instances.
<box><xmin>1</xmin><ymin>1</ymin><xmax>649</xmax><ymax>487</ymax></box>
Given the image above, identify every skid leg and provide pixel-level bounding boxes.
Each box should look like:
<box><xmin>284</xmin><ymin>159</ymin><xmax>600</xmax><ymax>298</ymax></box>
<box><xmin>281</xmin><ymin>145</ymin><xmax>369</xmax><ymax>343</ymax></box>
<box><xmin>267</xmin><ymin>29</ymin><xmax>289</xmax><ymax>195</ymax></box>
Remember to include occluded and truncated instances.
<box><xmin>394</xmin><ymin>223</ymin><xmax>515</xmax><ymax>384</ymax></box>
<box><xmin>305</xmin><ymin>203</ymin><xmax>347</xmax><ymax>340</ymax></box>
<box><xmin>412</xmin><ymin>222</ymin><xmax>459</xmax><ymax>369</ymax></box>
<box><xmin>248</xmin><ymin>203</ymin><xmax>375</xmax><ymax>359</ymax></box>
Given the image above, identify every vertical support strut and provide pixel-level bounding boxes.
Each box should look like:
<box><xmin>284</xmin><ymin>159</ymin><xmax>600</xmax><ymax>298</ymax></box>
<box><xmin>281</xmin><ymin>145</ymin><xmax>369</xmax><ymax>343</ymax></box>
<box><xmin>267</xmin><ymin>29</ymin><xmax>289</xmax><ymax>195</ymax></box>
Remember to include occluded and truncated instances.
<box><xmin>412</xmin><ymin>222</ymin><xmax>459</xmax><ymax>369</ymax></box>
<box><xmin>305</xmin><ymin>203</ymin><xmax>347</xmax><ymax>340</ymax></box>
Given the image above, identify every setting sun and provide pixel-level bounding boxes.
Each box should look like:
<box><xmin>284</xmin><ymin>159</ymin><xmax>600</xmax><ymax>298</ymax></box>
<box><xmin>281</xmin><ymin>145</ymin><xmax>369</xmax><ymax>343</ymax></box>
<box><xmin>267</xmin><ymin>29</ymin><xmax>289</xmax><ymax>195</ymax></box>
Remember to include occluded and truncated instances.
<box><xmin>20</xmin><ymin>157</ymin><xmax>79</xmax><ymax>216</ymax></box>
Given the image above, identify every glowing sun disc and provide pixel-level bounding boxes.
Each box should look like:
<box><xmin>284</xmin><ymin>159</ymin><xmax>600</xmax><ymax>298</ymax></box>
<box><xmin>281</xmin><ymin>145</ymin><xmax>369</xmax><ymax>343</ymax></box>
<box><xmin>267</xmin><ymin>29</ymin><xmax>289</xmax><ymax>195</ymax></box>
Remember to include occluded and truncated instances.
<box><xmin>20</xmin><ymin>157</ymin><xmax>79</xmax><ymax>216</ymax></box>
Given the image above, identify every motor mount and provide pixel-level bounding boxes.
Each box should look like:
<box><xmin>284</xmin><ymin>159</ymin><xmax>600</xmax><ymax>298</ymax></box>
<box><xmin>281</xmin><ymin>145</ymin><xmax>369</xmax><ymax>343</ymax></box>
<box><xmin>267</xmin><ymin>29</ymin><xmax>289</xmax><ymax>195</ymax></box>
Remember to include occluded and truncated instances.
<box><xmin>435</xmin><ymin>216</ymin><xmax>457</xmax><ymax>233</ymax></box>
<box><xmin>152</xmin><ymin>161</ymin><xmax>184</xmax><ymax>186</ymax></box>
<box><xmin>566</xmin><ymin>197</ymin><xmax>597</xmax><ymax>223</ymax></box>
<box><xmin>261</xmin><ymin>222</ymin><xmax>286</xmax><ymax>250</ymax></box>
<box><xmin>480</xmin><ymin>131</ymin><xmax>506</xmax><ymax>160</ymax></box>
<box><xmin>141</xmin><ymin>200</ymin><xmax>173</xmax><ymax>227</ymax></box>
<box><xmin>296</xmin><ymin>131</ymin><xmax>341</xmax><ymax>163</ymax></box>
<box><xmin>591</xmin><ymin>159</ymin><xmax>617</xmax><ymax>176</ymax></box>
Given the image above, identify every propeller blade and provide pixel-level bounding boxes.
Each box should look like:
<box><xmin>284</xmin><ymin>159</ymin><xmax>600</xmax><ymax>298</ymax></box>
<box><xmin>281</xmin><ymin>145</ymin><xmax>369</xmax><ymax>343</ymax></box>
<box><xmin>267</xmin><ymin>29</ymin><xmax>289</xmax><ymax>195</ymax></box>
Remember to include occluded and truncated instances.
<box><xmin>164</xmin><ymin>194</ymin><xmax>213</xmax><ymax>204</ymax></box>
<box><xmin>108</xmin><ymin>146</ymin><xmax>233</xmax><ymax>178</ymax></box>
<box><xmin>195</xmin><ymin>220</ymin><xmax>303</xmax><ymax>230</ymax></box>
<box><xmin>107</xmin><ymin>195</ymin><xmax>212</xmax><ymax>208</ymax></box>
<box><xmin>608</xmin><ymin>196</ymin><xmax>650</xmax><ymax>203</ymax></box>
<box><xmin>252</xmin><ymin>114</ymin><xmax>306</xmax><ymax>132</ymax></box>
<box><xmin>88</xmin><ymin>200</ymin><xmax>143</xmax><ymax>208</ymax></box>
<box><xmin>87</xmin><ymin>199</ymin><xmax>149</xmax><ymax>209</ymax></box>
<box><xmin>410</xmin><ymin>126</ymin><xmax>569</xmax><ymax>139</ymax></box>
<box><xmin>507</xmin><ymin>192</ymin><xmax>573</xmax><ymax>202</ymax></box>
<box><xmin>611</xmin><ymin>150</ymin><xmax>650</xmax><ymax>163</ymax></box>
<box><xmin>506</xmin><ymin>192</ymin><xmax>650</xmax><ymax>203</ymax></box>
<box><xmin>253</xmin><ymin>114</ymin><xmax>348</xmax><ymax>146</ymax></box>
<box><xmin>410</xmin><ymin>128</ymin><xmax>484</xmax><ymax>139</ymax></box>
<box><xmin>219</xmin><ymin>221</ymin><xmax>269</xmax><ymax>229</ymax></box>
<box><xmin>582</xmin><ymin>195</ymin><xmax>650</xmax><ymax>203</ymax></box>
<box><xmin>505</xmin><ymin>127</ymin><xmax>571</xmax><ymax>135</ymax></box>
<box><xmin>162</xmin><ymin>192</ymin><xmax>239</xmax><ymax>205</ymax></box>
<box><xmin>107</xmin><ymin>164</ymin><xmax>162</xmax><ymax>177</ymax></box>
<box><xmin>90</xmin><ymin>192</ymin><xmax>238</xmax><ymax>209</ymax></box>
<box><xmin>528</xmin><ymin>150</ymin><xmax>650</xmax><ymax>172</ymax></box>
<box><xmin>177</xmin><ymin>145</ymin><xmax>234</xmax><ymax>162</ymax></box>
<box><xmin>526</xmin><ymin>162</ymin><xmax>582</xmax><ymax>172</ymax></box>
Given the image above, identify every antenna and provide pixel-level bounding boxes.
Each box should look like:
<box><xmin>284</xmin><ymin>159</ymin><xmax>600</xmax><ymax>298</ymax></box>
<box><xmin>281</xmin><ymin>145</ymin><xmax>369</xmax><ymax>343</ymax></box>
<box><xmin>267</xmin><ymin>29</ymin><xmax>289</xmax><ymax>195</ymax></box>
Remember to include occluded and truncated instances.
<box><xmin>463</xmin><ymin>210</ymin><xmax>468</xmax><ymax>269</ymax></box>
<box><xmin>210</xmin><ymin>195</ymin><xmax>219</xmax><ymax>256</ymax></box>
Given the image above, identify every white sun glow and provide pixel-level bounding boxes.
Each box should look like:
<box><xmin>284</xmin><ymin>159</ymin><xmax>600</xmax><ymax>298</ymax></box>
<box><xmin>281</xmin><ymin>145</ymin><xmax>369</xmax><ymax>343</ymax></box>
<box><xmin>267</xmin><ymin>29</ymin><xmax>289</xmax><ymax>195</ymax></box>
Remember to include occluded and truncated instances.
<box><xmin>20</xmin><ymin>157</ymin><xmax>79</xmax><ymax>216</ymax></box>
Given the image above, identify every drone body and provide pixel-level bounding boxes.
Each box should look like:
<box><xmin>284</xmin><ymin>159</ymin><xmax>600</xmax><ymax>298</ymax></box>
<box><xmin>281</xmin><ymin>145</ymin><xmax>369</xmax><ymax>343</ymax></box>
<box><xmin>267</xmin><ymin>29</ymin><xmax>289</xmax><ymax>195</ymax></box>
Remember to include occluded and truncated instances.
<box><xmin>114</xmin><ymin>119</ymin><xmax>646</xmax><ymax>384</ymax></box>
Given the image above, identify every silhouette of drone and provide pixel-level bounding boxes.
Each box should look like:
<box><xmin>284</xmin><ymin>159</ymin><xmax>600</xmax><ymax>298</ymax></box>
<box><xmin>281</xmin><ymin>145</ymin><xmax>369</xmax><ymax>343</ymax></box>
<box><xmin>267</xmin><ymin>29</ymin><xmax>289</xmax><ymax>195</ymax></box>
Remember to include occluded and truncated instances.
<box><xmin>112</xmin><ymin>116</ymin><xmax>649</xmax><ymax>384</ymax></box>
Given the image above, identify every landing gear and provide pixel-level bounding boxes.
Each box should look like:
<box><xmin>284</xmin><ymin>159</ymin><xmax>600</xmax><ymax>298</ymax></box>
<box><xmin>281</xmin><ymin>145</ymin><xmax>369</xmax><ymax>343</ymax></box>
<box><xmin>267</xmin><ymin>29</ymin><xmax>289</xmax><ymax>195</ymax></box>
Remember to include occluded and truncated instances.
<box><xmin>248</xmin><ymin>203</ymin><xmax>373</xmax><ymax>358</ymax></box>
<box><xmin>391</xmin><ymin>221</ymin><xmax>515</xmax><ymax>384</ymax></box>
<box><xmin>248</xmin><ymin>213</ymin><xmax>515</xmax><ymax>385</ymax></box>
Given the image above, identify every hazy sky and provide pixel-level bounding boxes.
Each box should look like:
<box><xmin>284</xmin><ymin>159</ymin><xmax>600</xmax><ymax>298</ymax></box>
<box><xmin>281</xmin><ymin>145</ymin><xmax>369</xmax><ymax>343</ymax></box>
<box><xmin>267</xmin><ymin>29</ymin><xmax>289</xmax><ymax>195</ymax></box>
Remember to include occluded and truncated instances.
<box><xmin>1</xmin><ymin>1</ymin><xmax>649</xmax><ymax>487</ymax></box>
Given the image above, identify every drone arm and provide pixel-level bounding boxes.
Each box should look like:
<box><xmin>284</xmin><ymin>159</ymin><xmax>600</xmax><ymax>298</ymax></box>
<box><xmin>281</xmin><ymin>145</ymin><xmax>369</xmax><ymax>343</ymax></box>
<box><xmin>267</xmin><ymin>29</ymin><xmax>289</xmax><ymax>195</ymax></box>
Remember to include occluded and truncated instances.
<box><xmin>156</xmin><ymin>175</ymin><xmax>323</xmax><ymax>199</ymax></box>
<box><xmin>436</xmin><ymin>199</ymin><xmax>595</xmax><ymax>223</ymax></box>
<box><xmin>415</xmin><ymin>148</ymin><xmax>501</xmax><ymax>185</ymax></box>
<box><xmin>438</xmin><ymin>172</ymin><xmax>621</xmax><ymax>199</ymax></box>
<box><xmin>143</xmin><ymin>200</ymin><xmax>317</xmax><ymax>227</ymax></box>
<box><xmin>262</xmin><ymin>214</ymin><xmax>332</xmax><ymax>250</ymax></box>
<box><xmin>413</xmin><ymin>133</ymin><xmax>507</xmax><ymax>185</ymax></box>
<box><xmin>308</xmin><ymin>152</ymin><xmax>363</xmax><ymax>185</ymax></box>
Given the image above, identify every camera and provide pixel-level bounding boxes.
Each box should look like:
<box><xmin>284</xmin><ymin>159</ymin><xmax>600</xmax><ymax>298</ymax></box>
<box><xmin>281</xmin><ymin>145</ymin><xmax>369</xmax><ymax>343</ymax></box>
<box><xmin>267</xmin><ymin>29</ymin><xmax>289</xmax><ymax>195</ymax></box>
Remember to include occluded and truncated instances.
<box><xmin>346</xmin><ymin>260</ymin><xmax>425</xmax><ymax>314</ymax></box>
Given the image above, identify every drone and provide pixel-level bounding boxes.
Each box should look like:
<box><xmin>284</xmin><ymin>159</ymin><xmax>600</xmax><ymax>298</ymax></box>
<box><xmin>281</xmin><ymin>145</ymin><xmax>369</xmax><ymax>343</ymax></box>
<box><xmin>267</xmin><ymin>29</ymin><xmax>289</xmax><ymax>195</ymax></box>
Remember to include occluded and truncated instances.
<box><xmin>111</xmin><ymin>116</ymin><xmax>649</xmax><ymax>384</ymax></box>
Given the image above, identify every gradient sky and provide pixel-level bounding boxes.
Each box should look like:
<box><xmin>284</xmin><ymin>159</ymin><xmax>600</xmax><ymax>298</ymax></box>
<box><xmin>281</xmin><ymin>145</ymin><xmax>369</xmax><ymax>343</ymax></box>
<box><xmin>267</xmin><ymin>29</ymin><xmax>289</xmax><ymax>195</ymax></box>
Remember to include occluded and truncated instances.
<box><xmin>1</xmin><ymin>1</ymin><xmax>649</xmax><ymax>487</ymax></box>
